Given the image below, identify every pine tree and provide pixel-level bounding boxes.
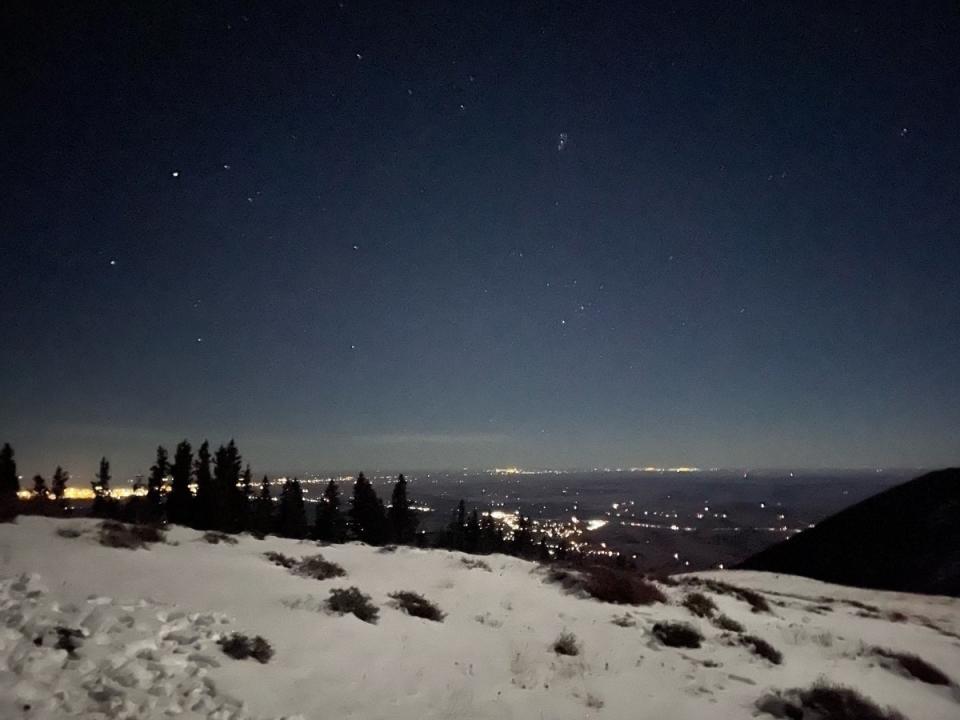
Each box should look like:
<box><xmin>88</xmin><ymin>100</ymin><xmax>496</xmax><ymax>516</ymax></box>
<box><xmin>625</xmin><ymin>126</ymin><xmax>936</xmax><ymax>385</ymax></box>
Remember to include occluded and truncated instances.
<box><xmin>166</xmin><ymin>441</ymin><xmax>193</xmax><ymax>527</ymax></box>
<box><xmin>193</xmin><ymin>440</ymin><xmax>214</xmax><ymax>529</ymax></box>
<box><xmin>464</xmin><ymin>508</ymin><xmax>481</xmax><ymax>553</ymax></box>
<box><xmin>50</xmin><ymin>466</ymin><xmax>69</xmax><ymax>515</ymax></box>
<box><xmin>387</xmin><ymin>474</ymin><xmax>418</xmax><ymax>544</ymax></box>
<box><xmin>146</xmin><ymin>446</ymin><xmax>168</xmax><ymax>522</ymax></box>
<box><xmin>0</xmin><ymin>443</ymin><xmax>19</xmax><ymax>522</ymax></box>
<box><xmin>29</xmin><ymin>474</ymin><xmax>49</xmax><ymax>515</ymax></box>
<box><xmin>315</xmin><ymin>479</ymin><xmax>346</xmax><ymax>542</ymax></box>
<box><xmin>277</xmin><ymin>477</ymin><xmax>307</xmax><ymax>538</ymax></box>
<box><xmin>349</xmin><ymin>472</ymin><xmax>388</xmax><ymax>545</ymax></box>
<box><xmin>512</xmin><ymin>512</ymin><xmax>533</xmax><ymax>557</ymax></box>
<box><xmin>252</xmin><ymin>475</ymin><xmax>274</xmax><ymax>536</ymax></box>
<box><xmin>537</xmin><ymin>538</ymin><xmax>551</xmax><ymax>562</ymax></box>
<box><xmin>212</xmin><ymin>440</ymin><xmax>244</xmax><ymax>532</ymax></box>
<box><xmin>479</xmin><ymin>512</ymin><xmax>502</xmax><ymax>554</ymax></box>
<box><xmin>241</xmin><ymin>463</ymin><xmax>253</xmax><ymax>525</ymax></box>
<box><xmin>446</xmin><ymin>499</ymin><xmax>467</xmax><ymax>550</ymax></box>
<box><xmin>91</xmin><ymin>457</ymin><xmax>114</xmax><ymax>519</ymax></box>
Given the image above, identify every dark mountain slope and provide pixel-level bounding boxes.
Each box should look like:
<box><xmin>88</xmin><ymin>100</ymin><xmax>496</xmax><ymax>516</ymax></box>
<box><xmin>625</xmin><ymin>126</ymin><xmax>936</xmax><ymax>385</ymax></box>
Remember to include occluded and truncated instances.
<box><xmin>738</xmin><ymin>468</ymin><xmax>960</xmax><ymax>597</ymax></box>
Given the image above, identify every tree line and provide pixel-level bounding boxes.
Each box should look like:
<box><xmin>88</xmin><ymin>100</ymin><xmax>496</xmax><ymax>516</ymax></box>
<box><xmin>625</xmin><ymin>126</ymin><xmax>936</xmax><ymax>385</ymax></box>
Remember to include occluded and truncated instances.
<box><xmin>0</xmin><ymin>441</ymin><xmax>556</xmax><ymax>560</ymax></box>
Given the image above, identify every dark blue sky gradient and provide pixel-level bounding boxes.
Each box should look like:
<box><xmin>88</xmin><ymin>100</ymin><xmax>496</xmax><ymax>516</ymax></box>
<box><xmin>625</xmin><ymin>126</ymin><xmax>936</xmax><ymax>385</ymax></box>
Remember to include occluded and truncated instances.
<box><xmin>3</xmin><ymin>1</ymin><xmax>959</xmax><ymax>478</ymax></box>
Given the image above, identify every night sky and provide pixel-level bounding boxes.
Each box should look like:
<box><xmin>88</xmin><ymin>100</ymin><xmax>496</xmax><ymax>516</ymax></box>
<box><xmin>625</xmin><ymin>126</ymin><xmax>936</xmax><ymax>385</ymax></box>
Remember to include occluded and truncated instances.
<box><xmin>3</xmin><ymin>2</ymin><xmax>959</xmax><ymax>478</ymax></box>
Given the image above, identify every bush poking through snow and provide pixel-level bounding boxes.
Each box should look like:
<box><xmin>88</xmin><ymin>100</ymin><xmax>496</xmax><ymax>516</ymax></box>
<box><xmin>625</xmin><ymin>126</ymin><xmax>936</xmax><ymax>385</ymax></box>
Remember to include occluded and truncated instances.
<box><xmin>327</xmin><ymin>587</ymin><xmax>379</xmax><ymax>624</ymax></box>
<box><xmin>264</xmin><ymin>551</ymin><xmax>298</xmax><ymax>568</ymax></box>
<box><xmin>872</xmin><ymin>647</ymin><xmax>951</xmax><ymax>685</ymax></box>
<box><xmin>201</xmin><ymin>531</ymin><xmax>238</xmax><ymax>545</ymax></box>
<box><xmin>756</xmin><ymin>682</ymin><xmax>907</xmax><ymax>720</ymax></box>
<box><xmin>585</xmin><ymin>693</ymin><xmax>604</xmax><ymax>709</ymax></box>
<box><xmin>56</xmin><ymin>526</ymin><xmax>83</xmax><ymax>539</ymax></box>
<box><xmin>552</xmin><ymin>631</ymin><xmax>580</xmax><ymax>656</ymax></box>
<box><xmin>687</xmin><ymin>578</ymin><xmax>772</xmax><ymax>613</ymax></box>
<box><xmin>389</xmin><ymin>591</ymin><xmax>445</xmax><ymax>622</ymax></box>
<box><xmin>294</xmin><ymin>554</ymin><xmax>347</xmax><ymax>580</ymax></box>
<box><xmin>547</xmin><ymin>565</ymin><xmax>666</xmax><ymax>605</ymax></box>
<box><xmin>682</xmin><ymin>592</ymin><xmax>717</xmax><ymax>618</ymax></box>
<box><xmin>712</xmin><ymin>613</ymin><xmax>744</xmax><ymax>633</ymax></box>
<box><xmin>218</xmin><ymin>633</ymin><xmax>274</xmax><ymax>664</ymax></box>
<box><xmin>740</xmin><ymin>634</ymin><xmax>783</xmax><ymax>665</ymax></box>
<box><xmin>461</xmin><ymin>557</ymin><xmax>492</xmax><ymax>572</ymax></box>
<box><xmin>611</xmin><ymin>613</ymin><xmax>636</xmax><ymax>627</ymax></box>
<box><xmin>652</xmin><ymin>621</ymin><xmax>702</xmax><ymax>649</ymax></box>
<box><xmin>98</xmin><ymin>520</ymin><xmax>165</xmax><ymax>549</ymax></box>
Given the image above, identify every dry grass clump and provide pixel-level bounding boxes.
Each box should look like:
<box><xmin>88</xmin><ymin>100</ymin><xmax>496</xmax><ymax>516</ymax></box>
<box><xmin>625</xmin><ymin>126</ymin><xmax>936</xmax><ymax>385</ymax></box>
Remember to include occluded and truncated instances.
<box><xmin>264</xmin><ymin>551</ymin><xmax>298</xmax><ymax>568</ymax></box>
<box><xmin>56</xmin><ymin>526</ymin><xmax>84</xmax><ymax>539</ymax></box>
<box><xmin>872</xmin><ymin>647</ymin><xmax>951</xmax><ymax>685</ymax></box>
<box><xmin>389</xmin><ymin>591</ymin><xmax>445</xmax><ymax>622</ymax></box>
<box><xmin>682</xmin><ymin>591</ymin><xmax>717</xmax><ymax>618</ymax></box>
<box><xmin>547</xmin><ymin>565</ymin><xmax>666</xmax><ymax>605</ymax></box>
<box><xmin>218</xmin><ymin>633</ymin><xmax>274</xmax><ymax>663</ymax></box>
<box><xmin>201</xmin><ymin>531</ymin><xmax>238</xmax><ymax>545</ymax></box>
<box><xmin>552</xmin><ymin>631</ymin><xmax>580</xmax><ymax>656</ymax></box>
<box><xmin>294</xmin><ymin>553</ymin><xmax>347</xmax><ymax>580</ymax></box>
<box><xmin>327</xmin><ymin>587</ymin><xmax>379</xmax><ymax>624</ymax></box>
<box><xmin>689</xmin><ymin>578</ymin><xmax>771</xmax><ymax>613</ymax></box>
<box><xmin>461</xmin><ymin>557</ymin><xmax>492</xmax><ymax>571</ymax></box>
<box><xmin>712</xmin><ymin>613</ymin><xmax>744</xmax><ymax>633</ymax></box>
<box><xmin>756</xmin><ymin>682</ymin><xmax>906</xmax><ymax>720</ymax></box>
<box><xmin>98</xmin><ymin>520</ymin><xmax>165</xmax><ymax>549</ymax></box>
<box><xmin>740</xmin><ymin>634</ymin><xmax>783</xmax><ymax>664</ymax></box>
<box><xmin>652</xmin><ymin>621</ymin><xmax>702</xmax><ymax>648</ymax></box>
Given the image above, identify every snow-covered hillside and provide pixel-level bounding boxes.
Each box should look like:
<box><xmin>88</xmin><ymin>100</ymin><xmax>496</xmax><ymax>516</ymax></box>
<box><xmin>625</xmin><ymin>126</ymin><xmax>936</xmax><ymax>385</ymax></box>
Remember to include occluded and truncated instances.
<box><xmin>1</xmin><ymin>517</ymin><xmax>958</xmax><ymax>719</ymax></box>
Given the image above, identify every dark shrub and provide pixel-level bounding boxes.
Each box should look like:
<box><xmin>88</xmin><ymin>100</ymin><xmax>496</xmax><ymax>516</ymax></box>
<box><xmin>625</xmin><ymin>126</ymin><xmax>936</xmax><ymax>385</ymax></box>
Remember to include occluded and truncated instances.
<box><xmin>886</xmin><ymin>611</ymin><xmax>908</xmax><ymax>623</ymax></box>
<box><xmin>264</xmin><ymin>551</ymin><xmax>298</xmax><ymax>568</ymax></box>
<box><xmin>692</xmin><ymin>579</ymin><xmax>772</xmax><ymax>613</ymax></box>
<box><xmin>757</xmin><ymin>682</ymin><xmax>906</xmax><ymax>720</ymax></box>
<box><xmin>294</xmin><ymin>554</ymin><xmax>346</xmax><ymax>580</ymax></box>
<box><xmin>611</xmin><ymin>613</ymin><xmax>636</xmax><ymax>627</ymax></box>
<box><xmin>872</xmin><ymin>647</ymin><xmax>951</xmax><ymax>685</ymax></box>
<box><xmin>552</xmin><ymin>631</ymin><xmax>580</xmax><ymax>656</ymax></box>
<box><xmin>461</xmin><ymin>557</ymin><xmax>492</xmax><ymax>571</ymax></box>
<box><xmin>98</xmin><ymin>520</ymin><xmax>165</xmax><ymax>549</ymax></box>
<box><xmin>736</xmin><ymin>587</ymin><xmax>771</xmax><ymax>613</ymax></box>
<box><xmin>544</xmin><ymin>565</ymin><xmax>667</xmax><ymax>605</ymax></box>
<box><xmin>218</xmin><ymin>633</ymin><xmax>274</xmax><ymax>663</ymax></box>
<box><xmin>377</xmin><ymin>544</ymin><xmax>398</xmax><ymax>553</ymax></box>
<box><xmin>201</xmin><ymin>531</ymin><xmax>238</xmax><ymax>545</ymax></box>
<box><xmin>741</xmin><ymin>634</ymin><xmax>783</xmax><ymax>664</ymax></box>
<box><xmin>652</xmin><ymin>621</ymin><xmax>702</xmax><ymax>648</ymax></box>
<box><xmin>682</xmin><ymin>592</ymin><xmax>717</xmax><ymax>618</ymax></box>
<box><xmin>327</xmin><ymin>587</ymin><xmax>379</xmax><ymax>624</ymax></box>
<box><xmin>56</xmin><ymin>526</ymin><xmax>83</xmax><ymax>539</ymax></box>
<box><xmin>389</xmin><ymin>591</ymin><xmax>445</xmax><ymax>622</ymax></box>
<box><xmin>712</xmin><ymin>613</ymin><xmax>744</xmax><ymax>633</ymax></box>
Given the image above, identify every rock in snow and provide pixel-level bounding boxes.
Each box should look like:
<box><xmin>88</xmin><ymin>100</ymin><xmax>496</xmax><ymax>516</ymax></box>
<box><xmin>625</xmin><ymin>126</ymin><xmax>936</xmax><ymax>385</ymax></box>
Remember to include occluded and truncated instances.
<box><xmin>1</xmin><ymin>516</ymin><xmax>958</xmax><ymax>719</ymax></box>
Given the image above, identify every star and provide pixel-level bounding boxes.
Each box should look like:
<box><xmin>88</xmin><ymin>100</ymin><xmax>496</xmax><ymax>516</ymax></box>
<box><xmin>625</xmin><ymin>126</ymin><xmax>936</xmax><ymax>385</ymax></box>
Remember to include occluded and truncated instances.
<box><xmin>109</xmin><ymin>259</ymin><xmax>117</xmax><ymax>266</ymax></box>
<box><xmin>171</xmin><ymin>171</ymin><xmax>179</xmax><ymax>178</ymax></box>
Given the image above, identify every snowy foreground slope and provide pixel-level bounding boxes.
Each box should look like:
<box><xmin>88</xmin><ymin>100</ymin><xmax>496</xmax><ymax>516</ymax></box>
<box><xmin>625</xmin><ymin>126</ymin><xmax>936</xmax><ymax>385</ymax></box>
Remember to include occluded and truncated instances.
<box><xmin>1</xmin><ymin>517</ymin><xmax>958</xmax><ymax>720</ymax></box>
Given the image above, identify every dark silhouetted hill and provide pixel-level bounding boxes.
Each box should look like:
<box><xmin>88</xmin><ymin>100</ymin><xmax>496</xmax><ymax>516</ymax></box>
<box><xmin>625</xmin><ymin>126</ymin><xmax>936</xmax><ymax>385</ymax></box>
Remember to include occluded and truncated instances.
<box><xmin>738</xmin><ymin>468</ymin><xmax>960</xmax><ymax>597</ymax></box>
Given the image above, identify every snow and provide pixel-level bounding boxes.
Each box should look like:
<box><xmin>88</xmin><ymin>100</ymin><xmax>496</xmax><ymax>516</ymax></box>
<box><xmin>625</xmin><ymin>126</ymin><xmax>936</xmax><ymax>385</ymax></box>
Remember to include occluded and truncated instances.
<box><xmin>1</xmin><ymin>516</ymin><xmax>958</xmax><ymax>719</ymax></box>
